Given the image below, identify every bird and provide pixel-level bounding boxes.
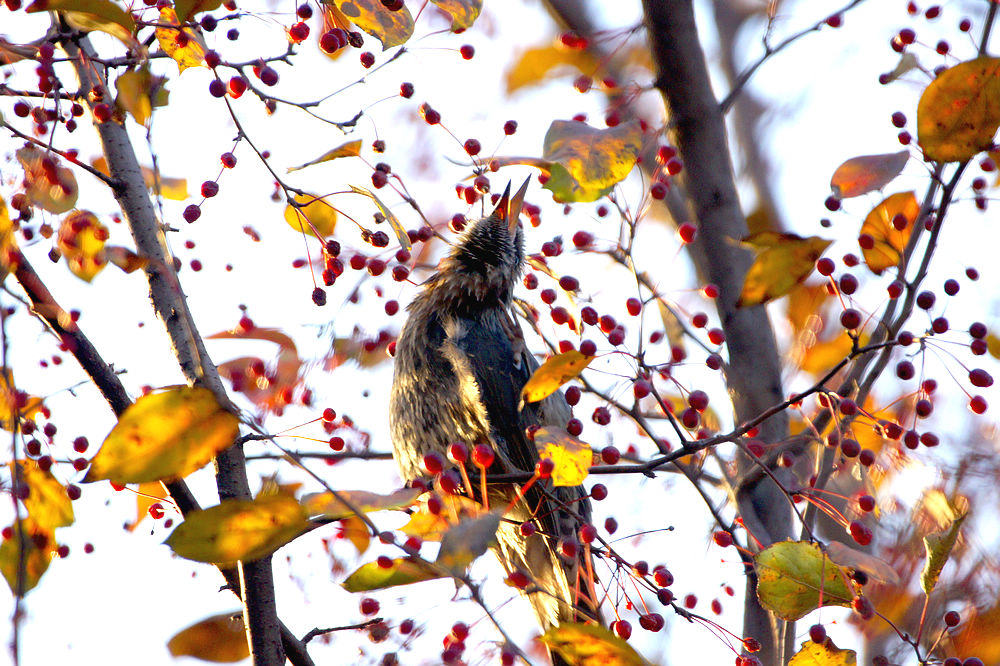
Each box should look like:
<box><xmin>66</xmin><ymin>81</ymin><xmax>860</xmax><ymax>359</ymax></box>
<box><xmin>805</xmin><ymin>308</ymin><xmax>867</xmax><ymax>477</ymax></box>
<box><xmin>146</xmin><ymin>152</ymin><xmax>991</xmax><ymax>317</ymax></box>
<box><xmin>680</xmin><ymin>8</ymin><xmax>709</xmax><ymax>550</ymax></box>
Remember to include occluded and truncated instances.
<box><xmin>389</xmin><ymin>180</ymin><xmax>601</xmax><ymax>662</ymax></box>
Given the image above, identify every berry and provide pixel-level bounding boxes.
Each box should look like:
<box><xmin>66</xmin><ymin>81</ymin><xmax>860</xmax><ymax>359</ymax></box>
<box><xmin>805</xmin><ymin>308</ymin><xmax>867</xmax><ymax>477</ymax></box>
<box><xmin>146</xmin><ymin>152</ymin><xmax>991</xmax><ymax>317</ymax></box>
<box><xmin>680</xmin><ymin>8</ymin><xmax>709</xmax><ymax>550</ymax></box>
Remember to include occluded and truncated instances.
<box><xmin>944</xmin><ymin>610</ymin><xmax>961</xmax><ymax>627</ymax></box>
<box><xmin>916</xmin><ymin>291</ymin><xmax>936</xmax><ymax>310</ymax></box>
<box><xmin>613</xmin><ymin>620</ymin><xmax>631</xmax><ymax>640</ymax></box>
<box><xmin>840</xmin><ymin>309</ymin><xmax>861</xmax><ymax>330</ymax></box>
<box><xmin>220</xmin><ymin>152</ymin><xmax>237</xmax><ymax>168</ymax></box>
<box><xmin>604</xmin><ymin>517</ymin><xmax>617</xmax><ymax>534</ymax></box>
<box><xmin>858</xmin><ymin>494</ymin><xmax>876</xmax><ymax>512</ymax></box>
<box><xmin>360</xmin><ymin>597</ymin><xmax>380</xmax><ymax>615</ymax></box>
<box><xmin>970</xmin><ymin>395</ymin><xmax>988</xmax><ymax>414</ymax></box>
<box><xmin>713</xmin><ymin>531</ymin><xmax>733</xmax><ymax>547</ymax></box>
<box><xmin>311</xmin><ymin>287</ymin><xmax>326</xmax><ymax>306</ymax></box>
<box><xmin>969</xmin><ymin>369</ymin><xmax>993</xmax><ymax>388</ymax></box>
<box><xmin>601</xmin><ymin>446</ymin><xmax>620</xmax><ymax>464</ymax></box>
<box><xmin>849</xmin><ymin>520</ymin><xmax>872</xmax><ymax>546</ymax></box>
<box><xmin>650</xmin><ymin>182</ymin><xmax>667</xmax><ymax>200</ymax></box>
<box><xmin>463</xmin><ymin>139</ymin><xmax>481</xmax><ymax>156</ymax></box>
<box><xmin>472</xmin><ymin>444</ymin><xmax>494</xmax><ymax>468</ymax></box>
<box><xmin>360</xmin><ymin>51</ymin><xmax>375</xmax><ymax>68</ymax></box>
<box><xmin>633</xmin><ymin>379</ymin><xmax>652</xmax><ymax>399</ymax></box>
<box><xmin>626</xmin><ymin>298</ymin><xmax>642</xmax><ymax>316</ymax></box>
<box><xmin>228</xmin><ymin>76</ymin><xmax>247</xmax><ymax>98</ymax></box>
<box><xmin>208</xmin><ymin>78</ymin><xmax>226</xmax><ymax>97</ymax></box>
<box><xmin>503</xmin><ymin>120</ymin><xmax>518</xmax><ymax>135</ymax></box>
<box><xmin>459</xmin><ymin>44</ymin><xmax>474</xmax><ymax>59</ymax></box>
<box><xmin>421</xmin><ymin>452</ymin><xmax>444</xmax><ymax>475</ymax></box>
<box><xmin>852</xmin><ymin>595</ymin><xmax>874</xmax><ymax>619</ymax></box>
<box><xmin>808</xmin><ymin>623</ymin><xmax>826</xmax><ymax>643</ymax></box>
<box><xmin>677</xmin><ymin>222</ymin><xmax>697</xmax><ymax>243</ymax></box>
<box><xmin>183</xmin><ymin>205</ymin><xmax>201</xmax><ymax>223</ymax></box>
<box><xmin>259</xmin><ymin>66</ymin><xmax>278</xmax><ymax>86</ymax></box>
<box><xmin>896</xmin><ymin>360</ymin><xmax>915</xmax><ymax>380</ymax></box>
<box><xmin>201</xmin><ymin>181</ymin><xmax>219</xmax><ymax>198</ymax></box>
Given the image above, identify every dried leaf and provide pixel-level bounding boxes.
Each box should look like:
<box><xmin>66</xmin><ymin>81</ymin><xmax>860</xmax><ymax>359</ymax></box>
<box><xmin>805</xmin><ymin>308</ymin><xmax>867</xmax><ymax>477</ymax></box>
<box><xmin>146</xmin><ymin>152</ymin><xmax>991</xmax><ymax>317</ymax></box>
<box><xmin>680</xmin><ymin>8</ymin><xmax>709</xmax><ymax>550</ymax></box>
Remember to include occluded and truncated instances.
<box><xmin>284</xmin><ymin>192</ymin><xmax>338</xmax><ymax>238</ymax></box>
<box><xmin>16</xmin><ymin>146</ymin><xmax>78</xmax><ymax>214</ymax></box>
<box><xmin>302</xmin><ymin>487</ymin><xmax>420</xmax><ymax>520</ymax></box>
<box><xmin>342</xmin><ymin>556</ymin><xmax>443</xmax><ymax>592</ymax></box>
<box><xmin>331</xmin><ymin>0</ymin><xmax>413</xmax><ymax>48</ymax></box>
<box><xmin>534</xmin><ymin>426</ymin><xmax>591</xmax><ymax>487</ymax></box>
<box><xmin>14</xmin><ymin>460</ymin><xmax>74</xmax><ymax>532</ymax></box>
<box><xmin>521</xmin><ymin>350</ymin><xmax>592</xmax><ymax>404</ymax></box>
<box><xmin>788</xmin><ymin>638</ymin><xmax>857</xmax><ymax>666</ymax></box>
<box><xmin>166</xmin><ymin>494</ymin><xmax>311</xmax><ymax>566</ymax></box>
<box><xmin>541</xmin><ymin>623</ymin><xmax>649</xmax><ymax>666</ymax></box>
<box><xmin>436</xmin><ymin>510</ymin><xmax>501</xmax><ymax>573</ymax></box>
<box><xmin>350</xmin><ymin>184</ymin><xmax>410</xmax><ymax>251</ymax></box>
<box><xmin>84</xmin><ymin>386</ymin><xmax>239</xmax><ymax>484</ymax></box>
<box><xmin>155</xmin><ymin>7</ymin><xmax>207</xmax><ymax>72</ymax></box>
<box><xmin>755</xmin><ymin>541</ymin><xmax>853</xmax><ymax>621</ymax></box>
<box><xmin>428</xmin><ymin>0</ymin><xmax>482</xmax><ymax>31</ymax></box>
<box><xmin>921</xmin><ymin>496</ymin><xmax>969</xmax><ymax>594</ymax></box>
<box><xmin>541</xmin><ymin>120</ymin><xmax>642</xmax><ymax>202</ymax></box>
<box><xmin>883</xmin><ymin>51</ymin><xmax>922</xmax><ymax>85</ymax></box>
<box><xmin>737</xmin><ymin>233</ymin><xmax>832</xmax><ymax>307</ymax></box>
<box><xmin>27</xmin><ymin>0</ymin><xmax>136</xmax><ymax>45</ymax></box>
<box><xmin>168</xmin><ymin>612</ymin><xmax>249</xmax><ymax>663</ymax></box>
<box><xmin>830</xmin><ymin>151</ymin><xmax>909</xmax><ymax>198</ymax></box>
<box><xmin>859</xmin><ymin>191</ymin><xmax>919</xmax><ymax>275</ymax></box>
<box><xmin>287</xmin><ymin>140</ymin><xmax>363</xmax><ymax>172</ymax></box>
<box><xmin>506</xmin><ymin>44</ymin><xmax>599</xmax><ymax>94</ymax></box>
<box><xmin>57</xmin><ymin>210</ymin><xmax>108</xmax><ymax>282</ymax></box>
<box><xmin>918</xmin><ymin>57</ymin><xmax>1000</xmax><ymax>162</ymax></box>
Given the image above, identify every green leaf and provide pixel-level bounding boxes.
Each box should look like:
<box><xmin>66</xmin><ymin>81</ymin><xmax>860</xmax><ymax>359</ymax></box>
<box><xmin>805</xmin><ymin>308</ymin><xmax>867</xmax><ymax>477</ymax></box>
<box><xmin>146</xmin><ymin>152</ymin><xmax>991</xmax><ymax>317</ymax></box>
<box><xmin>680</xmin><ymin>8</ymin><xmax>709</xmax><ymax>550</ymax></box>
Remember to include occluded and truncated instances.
<box><xmin>917</xmin><ymin>57</ymin><xmax>1000</xmax><ymax>162</ymax></box>
<box><xmin>541</xmin><ymin>623</ymin><xmax>650</xmax><ymax>666</ymax></box>
<box><xmin>174</xmin><ymin>0</ymin><xmax>222</xmax><ymax>23</ymax></box>
<box><xmin>921</xmin><ymin>496</ymin><xmax>969</xmax><ymax>594</ymax></box>
<box><xmin>27</xmin><ymin>0</ymin><xmax>136</xmax><ymax>45</ymax></box>
<box><xmin>342</xmin><ymin>557</ymin><xmax>442</xmax><ymax>592</ymax></box>
<box><xmin>84</xmin><ymin>386</ymin><xmax>239</xmax><ymax>484</ymax></box>
<box><xmin>166</xmin><ymin>495</ymin><xmax>312</xmax><ymax>567</ymax></box>
<box><xmin>541</xmin><ymin>120</ymin><xmax>642</xmax><ymax>202</ymax></box>
<box><xmin>755</xmin><ymin>541</ymin><xmax>853</xmax><ymax>621</ymax></box>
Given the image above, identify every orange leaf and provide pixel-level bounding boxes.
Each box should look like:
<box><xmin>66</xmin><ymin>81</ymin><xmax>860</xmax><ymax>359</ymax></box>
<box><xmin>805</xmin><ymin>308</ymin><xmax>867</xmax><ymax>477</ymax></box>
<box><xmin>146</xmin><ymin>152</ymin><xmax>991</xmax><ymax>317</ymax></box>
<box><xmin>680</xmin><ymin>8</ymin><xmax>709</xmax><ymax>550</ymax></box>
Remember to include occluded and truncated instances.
<box><xmin>785</xmin><ymin>283</ymin><xmax>830</xmax><ymax>339</ymax></box>
<box><xmin>16</xmin><ymin>146</ymin><xmax>78</xmax><ymax>214</ymax></box>
<box><xmin>534</xmin><ymin>426</ymin><xmax>591</xmax><ymax>487</ymax></box>
<box><xmin>58</xmin><ymin>210</ymin><xmax>109</xmax><ymax>282</ymax></box>
<box><xmin>950</xmin><ymin>604</ymin><xmax>1000</xmax><ymax>665</ymax></box>
<box><xmin>399</xmin><ymin>493</ymin><xmax>485</xmax><ymax>542</ymax></box>
<box><xmin>302</xmin><ymin>487</ymin><xmax>420</xmax><ymax>521</ymax></box>
<box><xmin>92</xmin><ymin>156</ymin><xmax>188</xmax><ymax>200</ymax></box>
<box><xmin>155</xmin><ymin>7</ymin><xmax>207</xmax><ymax>72</ymax></box>
<box><xmin>521</xmin><ymin>350</ymin><xmax>593</xmax><ymax>404</ymax></box>
<box><xmin>104</xmin><ymin>245</ymin><xmax>148</xmax><ymax>273</ymax></box>
<box><xmin>830</xmin><ymin>150</ymin><xmax>909</xmax><ymax>198</ymax></box>
<box><xmin>339</xmin><ymin>514</ymin><xmax>371</xmax><ymax>555</ymax></box>
<box><xmin>435</xmin><ymin>510</ymin><xmax>501</xmax><ymax>573</ymax></box>
<box><xmin>918</xmin><ymin>57</ymin><xmax>1000</xmax><ymax>162</ymax></box>
<box><xmin>737</xmin><ymin>233</ymin><xmax>832</xmax><ymax>307</ymax></box>
<box><xmin>506</xmin><ymin>44</ymin><xmax>599</xmax><ymax>94</ymax></box>
<box><xmin>859</xmin><ymin>191</ymin><xmax>919</xmax><ymax>275</ymax></box>
<box><xmin>331</xmin><ymin>0</ymin><xmax>413</xmax><ymax>48</ymax></box>
<box><xmin>168</xmin><ymin>612</ymin><xmax>249</xmax><ymax>663</ymax></box>
<box><xmin>0</xmin><ymin>368</ymin><xmax>44</xmax><ymax>432</ymax></box>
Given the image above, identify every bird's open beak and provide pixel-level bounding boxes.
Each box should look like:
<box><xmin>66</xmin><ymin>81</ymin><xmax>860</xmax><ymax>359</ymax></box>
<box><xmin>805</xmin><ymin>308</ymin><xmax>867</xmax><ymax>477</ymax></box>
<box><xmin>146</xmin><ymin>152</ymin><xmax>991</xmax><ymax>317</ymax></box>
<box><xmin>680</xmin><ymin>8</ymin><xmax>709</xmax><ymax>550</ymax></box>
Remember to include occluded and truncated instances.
<box><xmin>493</xmin><ymin>178</ymin><xmax>531</xmax><ymax>233</ymax></box>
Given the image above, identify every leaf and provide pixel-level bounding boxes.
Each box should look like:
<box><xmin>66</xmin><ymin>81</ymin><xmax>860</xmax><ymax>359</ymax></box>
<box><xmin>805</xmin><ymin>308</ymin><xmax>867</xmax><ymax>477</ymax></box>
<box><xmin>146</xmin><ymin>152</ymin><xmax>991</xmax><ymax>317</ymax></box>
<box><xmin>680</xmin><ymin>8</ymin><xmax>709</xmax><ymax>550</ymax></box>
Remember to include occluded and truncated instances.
<box><xmin>0</xmin><ymin>522</ymin><xmax>55</xmax><ymax>594</ymax></box>
<box><xmin>917</xmin><ymin>57</ymin><xmax>1000</xmax><ymax>162</ymax></box>
<box><xmin>330</xmin><ymin>0</ymin><xmax>414</xmax><ymax>48</ymax></box>
<box><xmin>287</xmin><ymin>140</ymin><xmax>363</xmax><ymax>172</ymax></box>
<box><xmin>883</xmin><ymin>51</ymin><xmax>922</xmax><ymax>85</ymax></box>
<box><xmin>436</xmin><ymin>510</ymin><xmax>501</xmax><ymax>573</ymax></box>
<box><xmin>830</xmin><ymin>151</ymin><xmax>909</xmax><ymax>198</ymax></box>
<box><xmin>788</xmin><ymin>638</ymin><xmax>857</xmax><ymax>666</ymax></box>
<box><xmin>174</xmin><ymin>0</ymin><xmax>222</xmax><ymax>23</ymax></box>
<box><xmin>400</xmin><ymin>493</ymin><xmax>485</xmax><ymax>541</ymax></box>
<box><xmin>92</xmin><ymin>156</ymin><xmax>188</xmax><ymax>200</ymax></box>
<box><xmin>0</xmin><ymin>369</ymin><xmax>44</xmax><ymax>431</ymax></box>
<box><xmin>284</xmin><ymin>192</ymin><xmax>338</xmax><ymax>238</ymax></box>
<box><xmin>57</xmin><ymin>210</ymin><xmax>108</xmax><ymax>282</ymax></box>
<box><xmin>166</xmin><ymin>494</ymin><xmax>311</xmax><ymax>566</ymax></box>
<box><xmin>950</xmin><ymin>604</ymin><xmax>1000</xmax><ymax>666</ymax></box>
<box><xmin>506</xmin><ymin>44</ymin><xmax>599</xmax><ymax>93</ymax></box>
<box><xmin>155</xmin><ymin>7</ymin><xmax>207</xmax><ymax>72</ymax></box>
<box><xmin>542</xmin><ymin>120</ymin><xmax>642</xmax><ymax>202</ymax></box>
<box><xmin>737</xmin><ymin>233</ymin><xmax>832</xmax><ymax>307</ymax></box>
<box><xmin>800</xmin><ymin>331</ymin><xmax>855</xmax><ymax>376</ymax></box>
<box><xmin>84</xmin><ymin>386</ymin><xmax>239</xmax><ymax>484</ymax></box>
<box><xmin>534</xmin><ymin>426</ymin><xmax>591</xmax><ymax>487</ymax></box>
<box><xmin>859</xmin><ymin>191</ymin><xmax>919</xmax><ymax>275</ymax></box>
<box><xmin>302</xmin><ymin>487</ymin><xmax>420</xmax><ymax>521</ymax></box>
<box><xmin>342</xmin><ymin>557</ymin><xmax>442</xmax><ymax>592</ymax></box>
<box><xmin>521</xmin><ymin>350</ymin><xmax>593</xmax><ymax>404</ymax></box>
<box><xmin>115</xmin><ymin>68</ymin><xmax>168</xmax><ymax>127</ymax></box>
<box><xmin>785</xmin><ymin>283</ymin><xmax>830</xmax><ymax>339</ymax></box>
<box><xmin>824</xmin><ymin>541</ymin><xmax>900</xmax><ymax>586</ymax></box>
<box><xmin>129</xmin><ymin>481</ymin><xmax>170</xmax><ymax>531</ymax></box>
<box><xmin>13</xmin><ymin>460</ymin><xmax>74</xmax><ymax>532</ymax></box>
<box><xmin>428</xmin><ymin>0</ymin><xmax>482</xmax><ymax>31</ymax></box>
<box><xmin>16</xmin><ymin>146</ymin><xmax>78</xmax><ymax>214</ymax></box>
<box><xmin>167</xmin><ymin>612</ymin><xmax>249</xmax><ymax>662</ymax></box>
<box><xmin>0</xmin><ymin>195</ymin><xmax>16</xmax><ymax>280</ymax></box>
<box><xmin>755</xmin><ymin>541</ymin><xmax>853</xmax><ymax>621</ymax></box>
<box><xmin>920</xmin><ymin>495</ymin><xmax>969</xmax><ymax>594</ymax></box>
<box><xmin>104</xmin><ymin>245</ymin><xmax>148</xmax><ymax>274</ymax></box>
<box><xmin>350</xmin><ymin>184</ymin><xmax>411</xmax><ymax>251</ymax></box>
<box><xmin>541</xmin><ymin>623</ymin><xmax>649</xmax><ymax>666</ymax></box>
<box><xmin>339</xmin><ymin>515</ymin><xmax>371</xmax><ymax>555</ymax></box>
<box><xmin>0</xmin><ymin>37</ymin><xmax>35</xmax><ymax>65</ymax></box>
<box><xmin>27</xmin><ymin>0</ymin><xmax>136</xmax><ymax>45</ymax></box>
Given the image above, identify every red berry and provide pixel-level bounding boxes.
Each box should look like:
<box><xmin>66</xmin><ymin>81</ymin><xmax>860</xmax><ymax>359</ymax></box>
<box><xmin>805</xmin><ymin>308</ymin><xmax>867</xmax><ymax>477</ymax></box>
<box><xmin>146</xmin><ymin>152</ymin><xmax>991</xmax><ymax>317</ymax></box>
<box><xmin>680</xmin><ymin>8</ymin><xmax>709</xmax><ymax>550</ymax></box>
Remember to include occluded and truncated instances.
<box><xmin>633</xmin><ymin>379</ymin><xmax>652</xmax><ymax>399</ymax></box>
<box><xmin>808</xmin><ymin>623</ymin><xmax>826</xmax><ymax>642</ymax></box>
<box><xmin>463</xmin><ymin>138</ymin><xmax>481</xmax><ymax>156</ymax></box>
<box><xmin>713</xmin><ymin>531</ymin><xmax>733</xmax><ymax>547</ymax></box>
<box><xmin>208</xmin><ymin>78</ymin><xmax>226</xmax><ymax>97</ymax></box>
<box><xmin>969</xmin><ymin>369</ymin><xmax>993</xmax><ymax>388</ymax></box>
<box><xmin>840</xmin><ymin>309</ymin><xmax>862</xmax><ymax>330</ymax></box>
<box><xmin>259</xmin><ymin>66</ymin><xmax>278</xmax><ymax>86</ymax></box>
<box><xmin>536</xmin><ymin>458</ymin><xmax>555</xmax><ymax>478</ymax></box>
<box><xmin>360</xmin><ymin>597</ymin><xmax>380</xmax><ymax>615</ymax></box>
<box><xmin>848</xmin><ymin>520</ymin><xmax>872</xmax><ymax>546</ymax></box>
<box><xmin>650</xmin><ymin>182</ymin><xmax>667</xmax><ymax>200</ymax></box>
<box><xmin>613</xmin><ymin>620</ymin><xmax>631</xmax><ymax>640</ymax></box>
<box><xmin>228</xmin><ymin>76</ymin><xmax>247</xmax><ymax>98</ymax></box>
<box><xmin>421</xmin><ymin>452</ymin><xmax>444</xmax><ymax>475</ymax></box>
<box><xmin>503</xmin><ymin>120</ymin><xmax>518</xmax><ymax>135</ymax></box>
<box><xmin>472</xmin><ymin>444</ymin><xmax>494</xmax><ymax>468</ymax></box>
<box><xmin>677</xmin><ymin>222</ymin><xmax>697</xmax><ymax>243</ymax></box>
<box><xmin>626</xmin><ymin>298</ymin><xmax>642</xmax><ymax>316</ymax></box>
<box><xmin>858</xmin><ymin>494</ymin><xmax>876</xmax><ymax>512</ymax></box>
<box><xmin>201</xmin><ymin>180</ymin><xmax>219</xmax><ymax>198</ymax></box>
<box><xmin>459</xmin><ymin>44</ymin><xmax>474</xmax><ymax>60</ymax></box>
<box><xmin>970</xmin><ymin>395</ymin><xmax>988</xmax><ymax>414</ymax></box>
<box><xmin>601</xmin><ymin>446</ymin><xmax>620</xmax><ymax>464</ymax></box>
<box><xmin>183</xmin><ymin>205</ymin><xmax>201</xmax><ymax>223</ymax></box>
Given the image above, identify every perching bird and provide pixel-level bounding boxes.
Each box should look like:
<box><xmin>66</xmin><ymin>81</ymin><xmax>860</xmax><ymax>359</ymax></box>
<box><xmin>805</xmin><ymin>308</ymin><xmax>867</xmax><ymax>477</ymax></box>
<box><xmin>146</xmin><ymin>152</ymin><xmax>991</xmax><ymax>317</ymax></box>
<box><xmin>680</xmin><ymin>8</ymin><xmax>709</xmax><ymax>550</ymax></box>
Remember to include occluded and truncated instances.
<box><xmin>389</xmin><ymin>180</ymin><xmax>601</xmax><ymax>661</ymax></box>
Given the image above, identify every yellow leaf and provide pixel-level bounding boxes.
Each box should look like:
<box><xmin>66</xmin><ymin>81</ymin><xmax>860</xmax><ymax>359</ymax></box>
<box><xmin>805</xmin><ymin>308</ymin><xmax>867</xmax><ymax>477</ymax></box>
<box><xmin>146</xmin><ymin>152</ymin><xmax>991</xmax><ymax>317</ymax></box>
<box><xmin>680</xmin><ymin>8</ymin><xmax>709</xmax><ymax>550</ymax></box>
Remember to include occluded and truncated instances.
<box><xmin>16</xmin><ymin>146</ymin><xmax>78</xmax><ymax>214</ymax></box>
<box><xmin>754</xmin><ymin>541</ymin><xmax>854</xmax><ymax>621</ymax></box>
<box><xmin>287</xmin><ymin>140</ymin><xmax>363</xmax><ymax>173</ymax></box>
<box><xmin>130</xmin><ymin>481</ymin><xmax>170</xmax><ymax>531</ymax></box>
<box><xmin>155</xmin><ymin>7</ymin><xmax>207</xmax><ymax>72</ymax></box>
<box><xmin>785</xmin><ymin>283</ymin><xmax>830</xmax><ymax>339</ymax></box>
<box><xmin>987</xmin><ymin>333</ymin><xmax>1000</xmax><ymax>359</ymax></box>
<box><xmin>542</xmin><ymin>120</ymin><xmax>642</xmax><ymax>203</ymax></box>
<box><xmin>400</xmin><ymin>493</ymin><xmax>485</xmax><ymax>542</ymax></box>
<box><xmin>14</xmin><ymin>460</ymin><xmax>74</xmax><ymax>532</ymax></box>
<box><xmin>350</xmin><ymin>184</ymin><xmax>410</xmax><ymax>251</ymax></box>
<box><xmin>788</xmin><ymin>638</ymin><xmax>857</xmax><ymax>666</ymax></box>
<box><xmin>799</xmin><ymin>331</ymin><xmax>855</xmax><ymax>376</ymax></box>
<box><xmin>917</xmin><ymin>57</ymin><xmax>1000</xmax><ymax>162</ymax></box>
<box><xmin>0</xmin><ymin>521</ymin><xmax>55</xmax><ymax>594</ymax></box>
<box><xmin>27</xmin><ymin>0</ymin><xmax>136</xmax><ymax>45</ymax></box>
<box><xmin>92</xmin><ymin>156</ymin><xmax>188</xmax><ymax>200</ymax></box>
<box><xmin>166</xmin><ymin>494</ymin><xmax>311</xmax><ymax>566</ymax></box>
<box><xmin>506</xmin><ymin>44</ymin><xmax>599</xmax><ymax>93</ymax></box>
<box><xmin>302</xmin><ymin>487</ymin><xmax>420</xmax><ymax>520</ymax></box>
<box><xmin>0</xmin><ymin>369</ymin><xmax>44</xmax><ymax>432</ymax></box>
<box><xmin>167</xmin><ymin>612</ymin><xmax>249</xmax><ymax>663</ymax></box>
<box><xmin>830</xmin><ymin>151</ymin><xmax>909</xmax><ymax>199</ymax></box>
<box><xmin>57</xmin><ymin>210</ymin><xmax>108</xmax><ymax>282</ymax></box>
<box><xmin>435</xmin><ymin>510</ymin><xmax>501</xmax><ymax>573</ymax></box>
<box><xmin>921</xmin><ymin>495</ymin><xmax>968</xmax><ymax>594</ymax></box>
<box><xmin>541</xmin><ymin>623</ymin><xmax>650</xmax><ymax>666</ymax></box>
<box><xmin>428</xmin><ymin>0</ymin><xmax>482</xmax><ymax>31</ymax></box>
<box><xmin>521</xmin><ymin>350</ymin><xmax>593</xmax><ymax>404</ymax></box>
<box><xmin>331</xmin><ymin>0</ymin><xmax>413</xmax><ymax>48</ymax></box>
<box><xmin>0</xmin><ymin>195</ymin><xmax>16</xmax><ymax>280</ymax></box>
<box><xmin>342</xmin><ymin>557</ymin><xmax>442</xmax><ymax>592</ymax></box>
<box><xmin>950</xmin><ymin>604</ymin><xmax>1000</xmax><ymax>666</ymax></box>
<box><xmin>174</xmin><ymin>0</ymin><xmax>222</xmax><ymax>23</ymax></box>
<box><xmin>284</xmin><ymin>192</ymin><xmax>338</xmax><ymax>238</ymax></box>
<box><xmin>859</xmin><ymin>191</ymin><xmax>919</xmax><ymax>275</ymax></box>
<box><xmin>737</xmin><ymin>233</ymin><xmax>832</xmax><ymax>307</ymax></box>
<box><xmin>115</xmin><ymin>68</ymin><xmax>168</xmax><ymax>127</ymax></box>
<box><xmin>535</xmin><ymin>426</ymin><xmax>591</xmax><ymax>487</ymax></box>
<box><xmin>84</xmin><ymin>386</ymin><xmax>239</xmax><ymax>484</ymax></box>
<box><xmin>339</xmin><ymin>514</ymin><xmax>371</xmax><ymax>555</ymax></box>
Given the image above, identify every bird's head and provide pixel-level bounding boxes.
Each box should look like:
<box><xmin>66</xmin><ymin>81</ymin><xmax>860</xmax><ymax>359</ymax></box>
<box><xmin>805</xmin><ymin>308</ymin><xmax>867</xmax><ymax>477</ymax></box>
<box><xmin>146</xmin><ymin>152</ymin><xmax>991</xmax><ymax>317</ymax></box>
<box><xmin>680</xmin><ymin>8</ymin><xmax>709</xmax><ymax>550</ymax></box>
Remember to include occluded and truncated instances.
<box><xmin>436</xmin><ymin>178</ymin><xmax>530</xmax><ymax>307</ymax></box>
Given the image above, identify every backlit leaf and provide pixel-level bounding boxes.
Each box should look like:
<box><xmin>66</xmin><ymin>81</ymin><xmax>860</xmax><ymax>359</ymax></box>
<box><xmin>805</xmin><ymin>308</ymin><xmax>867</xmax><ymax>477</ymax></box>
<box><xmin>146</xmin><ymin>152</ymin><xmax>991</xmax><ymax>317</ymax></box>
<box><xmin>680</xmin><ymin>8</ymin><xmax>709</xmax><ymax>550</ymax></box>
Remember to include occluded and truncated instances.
<box><xmin>921</xmin><ymin>495</ymin><xmax>968</xmax><ymax>594</ymax></box>
<box><xmin>339</xmin><ymin>515</ymin><xmax>371</xmax><ymax>554</ymax></box>
<box><xmin>436</xmin><ymin>510</ymin><xmax>501</xmax><ymax>573</ymax></box>
<box><xmin>168</xmin><ymin>612</ymin><xmax>249</xmax><ymax>663</ymax></box>
<box><xmin>0</xmin><ymin>521</ymin><xmax>55</xmax><ymax>594</ymax></box>
<box><xmin>859</xmin><ymin>191</ymin><xmax>919</xmax><ymax>275</ymax></box>
<box><xmin>521</xmin><ymin>350</ymin><xmax>593</xmax><ymax>404</ymax></box>
<box><xmin>84</xmin><ymin>386</ymin><xmax>239</xmax><ymax>484</ymax></box>
<box><xmin>92</xmin><ymin>156</ymin><xmax>188</xmax><ymax>200</ymax></box>
<box><xmin>0</xmin><ymin>196</ymin><xmax>16</xmax><ymax>279</ymax></box>
<box><xmin>800</xmin><ymin>331</ymin><xmax>855</xmax><ymax>376</ymax></box>
<box><xmin>785</xmin><ymin>283</ymin><xmax>830</xmax><ymax>339</ymax></box>
<box><xmin>16</xmin><ymin>146</ymin><xmax>78</xmax><ymax>214</ymax></box>
<box><xmin>330</xmin><ymin>0</ymin><xmax>413</xmax><ymax>48</ymax></box>
<box><xmin>342</xmin><ymin>557</ymin><xmax>442</xmax><ymax>592</ymax></box>
<box><xmin>535</xmin><ymin>426</ymin><xmax>591</xmax><ymax>487</ymax></box>
<box><xmin>104</xmin><ymin>245</ymin><xmax>148</xmax><ymax>274</ymax></box>
<box><xmin>950</xmin><ymin>604</ymin><xmax>1000</xmax><ymax>666</ymax></box>
<box><xmin>541</xmin><ymin>623</ymin><xmax>649</xmax><ymax>666</ymax></box>
<box><xmin>788</xmin><ymin>638</ymin><xmax>857</xmax><ymax>666</ymax></box>
<box><xmin>287</xmin><ymin>140</ymin><xmax>363</xmax><ymax>173</ymax></box>
<box><xmin>542</xmin><ymin>120</ymin><xmax>642</xmax><ymax>202</ymax></box>
<box><xmin>174</xmin><ymin>0</ymin><xmax>222</xmax><ymax>23</ymax></box>
<box><xmin>27</xmin><ymin>0</ymin><xmax>136</xmax><ymax>45</ymax></box>
<box><xmin>830</xmin><ymin>151</ymin><xmax>909</xmax><ymax>198</ymax></box>
<box><xmin>166</xmin><ymin>494</ymin><xmax>311</xmax><ymax>566</ymax></box>
<box><xmin>349</xmin><ymin>184</ymin><xmax>410</xmax><ymax>251</ymax></box>
<box><xmin>155</xmin><ymin>7</ymin><xmax>207</xmax><ymax>72</ymax></box>
<box><xmin>825</xmin><ymin>541</ymin><xmax>899</xmax><ymax>586</ymax></box>
<box><xmin>506</xmin><ymin>44</ymin><xmax>599</xmax><ymax>93</ymax></box>
<box><xmin>400</xmin><ymin>493</ymin><xmax>485</xmax><ymax>542</ymax></box>
<box><xmin>883</xmin><ymin>51</ymin><xmax>922</xmax><ymax>85</ymax></box>
<box><xmin>284</xmin><ymin>192</ymin><xmax>338</xmax><ymax>238</ymax></box>
<box><xmin>0</xmin><ymin>369</ymin><xmax>44</xmax><ymax>431</ymax></box>
<box><xmin>302</xmin><ymin>487</ymin><xmax>420</xmax><ymax>521</ymax></box>
<box><xmin>428</xmin><ymin>0</ymin><xmax>482</xmax><ymax>31</ymax></box>
<box><xmin>0</xmin><ymin>37</ymin><xmax>34</xmax><ymax>65</ymax></box>
<box><xmin>737</xmin><ymin>233</ymin><xmax>832</xmax><ymax>307</ymax></box>
<box><xmin>115</xmin><ymin>68</ymin><xmax>168</xmax><ymax>127</ymax></box>
<box><xmin>755</xmin><ymin>541</ymin><xmax>853</xmax><ymax>621</ymax></box>
<box><xmin>918</xmin><ymin>57</ymin><xmax>1000</xmax><ymax>162</ymax></box>
<box><xmin>14</xmin><ymin>460</ymin><xmax>74</xmax><ymax>532</ymax></box>
<box><xmin>57</xmin><ymin>210</ymin><xmax>108</xmax><ymax>282</ymax></box>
